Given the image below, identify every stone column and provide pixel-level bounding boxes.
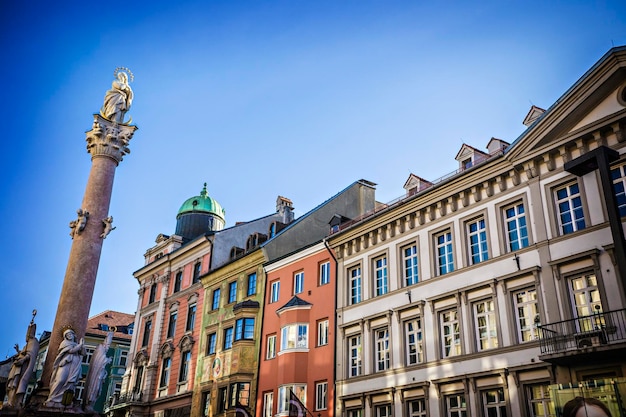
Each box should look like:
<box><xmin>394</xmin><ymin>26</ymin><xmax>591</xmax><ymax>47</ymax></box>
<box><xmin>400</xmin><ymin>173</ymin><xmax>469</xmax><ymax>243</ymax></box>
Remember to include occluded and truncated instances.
<box><xmin>41</xmin><ymin>114</ymin><xmax>137</xmax><ymax>388</ymax></box>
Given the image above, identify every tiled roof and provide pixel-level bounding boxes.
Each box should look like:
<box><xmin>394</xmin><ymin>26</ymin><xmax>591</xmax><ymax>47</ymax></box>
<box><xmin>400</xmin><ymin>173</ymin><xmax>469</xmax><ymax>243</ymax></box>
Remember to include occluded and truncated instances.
<box><xmin>85</xmin><ymin>310</ymin><xmax>135</xmax><ymax>340</ymax></box>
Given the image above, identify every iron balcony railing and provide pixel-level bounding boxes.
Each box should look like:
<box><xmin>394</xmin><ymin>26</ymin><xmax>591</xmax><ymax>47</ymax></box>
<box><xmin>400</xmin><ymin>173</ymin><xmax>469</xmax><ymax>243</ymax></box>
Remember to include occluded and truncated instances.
<box><xmin>538</xmin><ymin>308</ymin><xmax>626</xmax><ymax>355</ymax></box>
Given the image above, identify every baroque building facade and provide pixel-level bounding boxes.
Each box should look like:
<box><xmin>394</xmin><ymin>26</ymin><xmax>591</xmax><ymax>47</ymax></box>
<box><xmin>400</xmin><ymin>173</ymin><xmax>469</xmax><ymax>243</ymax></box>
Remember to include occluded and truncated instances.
<box><xmin>328</xmin><ymin>46</ymin><xmax>626</xmax><ymax>417</ymax></box>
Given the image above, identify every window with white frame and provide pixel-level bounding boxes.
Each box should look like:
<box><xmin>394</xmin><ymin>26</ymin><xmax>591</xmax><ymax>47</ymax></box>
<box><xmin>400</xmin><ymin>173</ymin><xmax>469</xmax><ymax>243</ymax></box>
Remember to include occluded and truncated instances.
<box><xmin>375</xmin><ymin>404</ymin><xmax>391</xmax><ymax>417</ymax></box>
<box><xmin>294</xmin><ymin>271</ymin><xmax>304</xmax><ymax>294</ymax></box>
<box><xmin>402</xmin><ymin>244</ymin><xmax>419</xmax><ymax>286</ymax></box>
<box><xmin>75</xmin><ymin>379</ymin><xmax>85</xmax><ymax>401</ymax></box>
<box><xmin>569</xmin><ymin>273</ymin><xmax>604</xmax><ymax>331</ymax></box>
<box><xmin>119</xmin><ymin>350</ymin><xmax>128</xmax><ymax>367</ymax></box>
<box><xmin>83</xmin><ymin>346</ymin><xmax>95</xmax><ymax>365</ymax></box>
<box><xmin>375</xmin><ymin>328</ymin><xmax>390</xmax><ymax>372</ymax></box>
<box><xmin>475</xmin><ymin>299</ymin><xmax>498</xmax><ymax>351</ymax></box>
<box><xmin>317</xmin><ymin>319</ymin><xmax>329</xmax><ymax>346</ymax></box>
<box><xmin>266</xmin><ymin>334</ymin><xmax>276</xmax><ymax>359</ymax></box>
<box><xmin>278</xmin><ymin>385</ymin><xmax>306</xmax><ymax>414</ymax></box>
<box><xmin>349</xmin><ymin>266</ymin><xmax>362</xmax><ymax>305</ymax></box>
<box><xmin>405</xmin><ymin>318</ymin><xmax>423</xmax><ymax>365</ymax></box>
<box><xmin>373</xmin><ymin>256</ymin><xmax>388</xmax><ymax>296</ymax></box>
<box><xmin>441</xmin><ymin>310</ymin><xmax>461</xmax><ymax>358</ymax></box>
<box><xmin>281</xmin><ymin>323</ymin><xmax>308</xmax><ymax>350</ymax></box>
<box><xmin>611</xmin><ymin>162</ymin><xmax>626</xmax><ymax>217</ymax></box>
<box><xmin>445</xmin><ymin>394</ymin><xmax>467</xmax><ymax>417</ymax></box>
<box><xmin>270</xmin><ymin>280</ymin><xmax>280</xmax><ymax>303</ymax></box>
<box><xmin>513</xmin><ymin>288</ymin><xmax>539</xmax><ymax>342</ymax></box>
<box><xmin>482</xmin><ymin>388</ymin><xmax>507</xmax><ymax>417</ymax></box>
<box><xmin>159</xmin><ymin>357</ymin><xmax>171</xmax><ymax>388</ymax></box>
<box><xmin>206</xmin><ymin>332</ymin><xmax>217</xmax><ymax>355</ymax></box>
<box><xmin>263</xmin><ymin>392</ymin><xmax>274</xmax><ymax>417</ymax></box>
<box><xmin>320</xmin><ymin>261</ymin><xmax>331</xmax><ymax>285</ymax></box>
<box><xmin>315</xmin><ymin>381</ymin><xmax>328</xmax><ymax>410</ymax></box>
<box><xmin>503</xmin><ymin>201</ymin><xmax>529</xmax><ymax>251</ymax></box>
<box><xmin>435</xmin><ymin>230</ymin><xmax>454</xmax><ymax>275</ymax></box>
<box><xmin>167</xmin><ymin>311</ymin><xmax>177</xmax><ymax>338</ymax></box>
<box><xmin>348</xmin><ymin>334</ymin><xmax>362</xmax><ymax>377</ymax></box>
<box><xmin>235</xmin><ymin>317</ymin><xmax>255</xmax><ymax>341</ymax></box>
<box><xmin>467</xmin><ymin>217</ymin><xmax>488</xmax><ymax>265</ymax></box>
<box><xmin>224</xmin><ymin>327</ymin><xmax>234</xmax><ymax>350</ymax></box>
<box><xmin>247</xmin><ymin>272</ymin><xmax>257</xmax><ymax>296</ymax></box>
<box><xmin>202</xmin><ymin>391</ymin><xmax>211</xmax><ymax>417</ymax></box>
<box><xmin>526</xmin><ymin>383</ymin><xmax>555</xmax><ymax>417</ymax></box>
<box><xmin>407</xmin><ymin>398</ymin><xmax>427</xmax><ymax>417</ymax></box>
<box><xmin>228</xmin><ymin>281</ymin><xmax>237</xmax><ymax>303</ymax></box>
<box><xmin>554</xmin><ymin>182</ymin><xmax>585</xmax><ymax>234</ymax></box>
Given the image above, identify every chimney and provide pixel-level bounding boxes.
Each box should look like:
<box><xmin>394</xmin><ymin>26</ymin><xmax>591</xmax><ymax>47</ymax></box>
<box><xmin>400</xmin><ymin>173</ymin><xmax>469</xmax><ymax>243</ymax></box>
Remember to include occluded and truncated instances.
<box><xmin>276</xmin><ymin>196</ymin><xmax>294</xmax><ymax>224</ymax></box>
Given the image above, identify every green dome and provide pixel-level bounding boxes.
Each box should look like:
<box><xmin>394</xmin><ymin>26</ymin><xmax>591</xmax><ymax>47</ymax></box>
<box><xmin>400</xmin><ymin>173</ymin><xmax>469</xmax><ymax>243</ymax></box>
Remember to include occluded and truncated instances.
<box><xmin>177</xmin><ymin>183</ymin><xmax>225</xmax><ymax>221</ymax></box>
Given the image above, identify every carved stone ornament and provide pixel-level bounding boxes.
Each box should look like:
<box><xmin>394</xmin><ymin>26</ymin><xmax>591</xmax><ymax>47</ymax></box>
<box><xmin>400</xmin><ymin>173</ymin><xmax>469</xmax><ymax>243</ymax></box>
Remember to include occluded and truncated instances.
<box><xmin>179</xmin><ymin>334</ymin><xmax>194</xmax><ymax>352</ymax></box>
<box><xmin>100</xmin><ymin>216</ymin><xmax>116</xmax><ymax>238</ymax></box>
<box><xmin>160</xmin><ymin>341</ymin><xmax>175</xmax><ymax>359</ymax></box>
<box><xmin>69</xmin><ymin>208</ymin><xmax>89</xmax><ymax>238</ymax></box>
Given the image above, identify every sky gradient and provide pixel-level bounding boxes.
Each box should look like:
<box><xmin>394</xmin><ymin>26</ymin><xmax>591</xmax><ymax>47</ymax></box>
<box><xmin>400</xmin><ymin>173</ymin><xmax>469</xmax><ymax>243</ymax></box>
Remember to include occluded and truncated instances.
<box><xmin>1</xmin><ymin>1</ymin><xmax>625</xmax><ymax>354</ymax></box>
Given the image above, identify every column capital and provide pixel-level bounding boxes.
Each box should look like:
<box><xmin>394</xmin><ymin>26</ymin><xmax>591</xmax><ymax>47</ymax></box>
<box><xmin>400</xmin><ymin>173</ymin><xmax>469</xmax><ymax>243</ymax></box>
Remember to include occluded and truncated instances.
<box><xmin>85</xmin><ymin>114</ymin><xmax>137</xmax><ymax>163</ymax></box>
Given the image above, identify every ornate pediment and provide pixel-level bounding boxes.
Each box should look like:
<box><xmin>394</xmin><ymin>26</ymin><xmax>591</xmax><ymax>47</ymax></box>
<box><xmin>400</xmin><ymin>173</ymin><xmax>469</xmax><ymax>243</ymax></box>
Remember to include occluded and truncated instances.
<box><xmin>160</xmin><ymin>341</ymin><xmax>175</xmax><ymax>358</ymax></box>
<box><xmin>179</xmin><ymin>334</ymin><xmax>195</xmax><ymax>352</ymax></box>
<box><xmin>134</xmin><ymin>349</ymin><xmax>148</xmax><ymax>366</ymax></box>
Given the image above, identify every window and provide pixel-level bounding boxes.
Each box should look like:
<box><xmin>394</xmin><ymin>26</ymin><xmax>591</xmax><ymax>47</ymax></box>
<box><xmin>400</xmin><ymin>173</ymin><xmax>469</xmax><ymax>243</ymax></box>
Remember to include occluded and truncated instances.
<box><xmin>467</xmin><ymin>217</ymin><xmax>488</xmax><ymax>264</ymax></box>
<box><xmin>408</xmin><ymin>399</ymin><xmax>427</xmax><ymax>417</ymax></box>
<box><xmin>294</xmin><ymin>271</ymin><xmax>304</xmax><ymax>294</ymax></box>
<box><xmin>315</xmin><ymin>381</ymin><xmax>328</xmax><ymax>410</ymax></box>
<box><xmin>375</xmin><ymin>328</ymin><xmax>390</xmax><ymax>372</ymax></box>
<box><xmin>402</xmin><ymin>244</ymin><xmax>419</xmax><ymax>286</ymax></box>
<box><xmin>504</xmin><ymin>202</ymin><xmax>529</xmax><ymax>251</ymax></box>
<box><xmin>75</xmin><ymin>379</ymin><xmax>85</xmax><ymax>401</ymax></box>
<box><xmin>186</xmin><ymin>304</ymin><xmax>196</xmax><ymax>332</ymax></box>
<box><xmin>235</xmin><ymin>318</ymin><xmax>255</xmax><ymax>341</ymax></box>
<box><xmin>206</xmin><ymin>333</ymin><xmax>217</xmax><ymax>355</ymax></box>
<box><xmin>269</xmin><ymin>223</ymin><xmax>277</xmax><ymax>238</ymax></box>
<box><xmin>247</xmin><ymin>272</ymin><xmax>257</xmax><ymax>296</ymax></box>
<box><xmin>440</xmin><ymin>310</ymin><xmax>461</xmax><ymax>358</ymax></box>
<box><xmin>167</xmin><ymin>312</ymin><xmax>177</xmax><ymax>338</ymax></box>
<box><xmin>475</xmin><ymin>300</ymin><xmax>498</xmax><ymax>350</ymax></box>
<box><xmin>375</xmin><ymin>404</ymin><xmax>391</xmax><ymax>417</ymax></box>
<box><xmin>142</xmin><ymin>319</ymin><xmax>152</xmax><ymax>347</ymax></box>
<box><xmin>228</xmin><ymin>281</ymin><xmax>237</xmax><ymax>303</ymax></box>
<box><xmin>611</xmin><ymin>162</ymin><xmax>626</xmax><ymax>217</ymax></box>
<box><xmin>373</xmin><ymin>256</ymin><xmax>388</xmax><ymax>296</ymax></box>
<box><xmin>179</xmin><ymin>351</ymin><xmax>191</xmax><ymax>382</ymax></box>
<box><xmin>349</xmin><ymin>266</ymin><xmax>362</xmax><ymax>305</ymax></box>
<box><xmin>202</xmin><ymin>391</ymin><xmax>211</xmax><ymax>417</ymax></box>
<box><xmin>570</xmin><ymin>273</ymin><xmax>604</xmax><ymax>331</ymax></box>
<box><xmin>317</xmin><ymin>319</ymin><xmax>329</xmax><ymax>346</ymax></box>
<box><xmin>526</xmin><ymin>383</ymin><xmax>555</xmax><ymax>417</ymax></box>
<box><xmin>270</xmin><ymin>281</ymin><xmax>280</xmax><ymax>303</ymax></box>
<box><xmin>320</xmin><ymin>261</ymin><xmax>331</xmax><ymax>285</ymax></box>
<box><xmin>218</xmin><ymin>386</ymin><xmax>229</xmax><ymax>412</ymax></box>
<box><xmin>348</xmin><ymin>410</ymin><xmax>362</xmax><ymax>417</ymax></box>
<box><xmin>133</xmin><ymin>366</ymin><xmax>144</xmax><ymax>393</ymax></box>
<box><xmin>263</xmin><ymin>392</ymin><xmax>274</xmax><ymax>417</ymax></box>
<box><xmin>446</xmin><ymin>394</ymin><xmax>467</xmax><ymax>417</ymax></box>
<box><xmin>513</xmin><ymin>288</ymin><xmax>539</xmax><ymax>342</ymax></box>
<box><xmin>462</xmin><ymin>158</ymin><xmax>472</xmax><ymax>169</ymax></box>
<box><xmin>266</xmin><ymin>334</ymin><xmax>276</xmax><ymax>359</ymax></box>
<box><xmin>212</xmin><ymin>289</ymin><xmax>221</xmax><ymax>310</ymax></box>
<box><xmin>224</xmin><ymin>327</ymin><xmax>234</xmax><ymax>350</ymax></box>
<box><xmin>159</xmin><ymin>357</ymin><xmax>171</xmax><ymax>388</ymax></box>
<box><xmin>405</xmin><ymin>318</ymin><xmax>423</xmax><ymax>365</ymax></box>
<box><xmin>149</xmin><ymin>284</ymin><xmax>158</xmax><ymax>304</ymax></box>
<box><xmin>348</xmin><ymin>335</ymin><xmax>362</xmax><ymax>377</ymax></box>
<box><xmin>173</xmin><ymin>271</ymin><xmax>182</xmax><ymax>293</ymax></box>
<box><xmin>193</xmin><ymin>262</ymin><xmax>202</xmax><ymax>283</ymax></box>
<box><xmin>482</xmin><ymin>388</ymin><xmax>507</xmax><ymax>417</ymax></box>
<box><xmin>230</xmin><ymin>382</ymin><xmax>251</xmax><ymax>407</ymax></box>
<box><xmin>281</xmin><ymin>324</ymin><xmax>308</xmax><ymax>350</ymax></box>
<box><xmin>278</xmin><ymin>385</ymin><xmax>306</xmax><ymax>414</ymax></box>
<box><xmin>555</xmin><ymin>182</ymin><xmax>585</xmax><ymax>234</ymax></box>
<box><xmin>83</xmin><ymin>346</ymin><xmax>95</xmax><ymax>365</ymax></box>
<box><xmin>119</xmin><ymin>350</ymin><xmax>128</xmax><ymax>367</ymax></box>
<box><xmin>435</xmin><ymin>230</ymin><xmax>454</xmax><ymax>275</ymax></box>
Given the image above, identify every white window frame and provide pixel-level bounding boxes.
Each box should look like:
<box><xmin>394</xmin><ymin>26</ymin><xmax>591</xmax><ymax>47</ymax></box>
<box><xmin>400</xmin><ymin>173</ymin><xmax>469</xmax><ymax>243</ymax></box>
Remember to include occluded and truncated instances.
<box><xmin>440</xmin><ymin>309</ymin><xmax>461</xmax><ymax>358</ymax></box>
<box><xmin>270</xmin><ymin>280</ymin><xmax>280</xmax><ymax>303</ymax></box>
<box><xmin>159</xmin><ymin>357</ymin><xmax>171</xmax><ymax>389</ymax></box>
<box><xmin>569</xmin><ymin>273</ymin><xmax>604</xmax><ymax>331</ymax></box>
<box><xmin>375</xmin><ymin>404</ymin><xmax>391</xmax><ymax>417</ymax></box>
<box><xmin>513</xmin><ymin>288</ymin><xmax>539</xmax><ymax>342</ymax></box>
<box><xmin>278</xmin><ymin>384</ymin><xmax>306</xmax><ymax>414</ymax></box>
<box><xmin>554</xmin><ymin>181</ymin><xmax>585</xmax><ymax>235</ymax></box>
<box><xmin>349</xmin><ymin>266</ymin><xmax>362</xmax><ymax>305</ymax></box>
<box><xmin>402</xmin><ymin>244</ymin><xmax>419</xmax><ymax>286</ymax></box>
<box><xmin>266</xmin><ymin>334</ymin><xmax>276</xmax><ymax>359</ymax></box>
<box><xmin>375</xmin><ymin>327</ymin><xmax>390</xmax><ymax>372</ymax></box>
<box><xmin>320</xmin><ymin>261</ymin><xmax>331</xmax><ymax>285</ymax></box>
<box><xmin>373</xmin><ymin>256</ymin><xmax>388</xmax><ymax>296</ymax></box>
<box><xmin>482</xmin><ymin>388</ymin><xmax>507</xmax><ymax>417</ymax></box>
<box><xmin>348</xmin><ymin>334</ymin><xmax>362</xmax><ymax>377</ymax></box>
<box><xmin>611</xmin><ymin>162</ymin><xmax>626</xmax><ymax>217</ymax></box>
<box><xmin>526</xmin><ymin>383</ymin><xmax>554</xmax><ymax>417</ymax></box>
<box><xmin>317</xmin><ymin>319</ymin><xmax>329</xmax><ymax>346</ymax></box>
<box><xmin>503</xmin><ymin>201</ymin><xmax>529</xmax><ymax>251</ymax></box>
<box><xmin>446</xmin><ymin>394</ymin><xmax>467</xmax><ymax>417</ymax></box>
<box><xmin>280</xmin><ymin>323</ymin><xmax>308</xmax><ymax>351</ymax></box>
<box><xmin>263</xmin><ymin>392</ymin><xmax>274</xmax><ymax>417</ymax></box>
<box><xmin>435</xmin><ymin>230</ymin><xmax>454</xmax><ymax>275</ymax></box>
<box><xmin>405</xmin><ymin>318</ymin><xmax>423</xmax><ymax>365</ymax></box>
<box><xmin>83</xmin><ymin>346</ymin><xmax>96</xmax><ymax>365</ymax></box>
<box><xmin>294</xmin><ymin>271</ymin><xmax>305</xmax><ymax>294</ymax></box>
<box><xmin>474</xmin><ymin>299</ymin><xmax>498</xmax><ymax>351</ymax></box>
<box><xmin>467</xmin><ymin>217</ymin><xmax>488</xmax><ymax>265</ymax></box>
<box><xmin>315</xmin><ymin>381</ymin><xmax>328</xmax><ymax>410</ymax></box>
<box><xmin>407</xmin><ymin>398</ymin><xmax>427</xmax><ymax>417</ymax></box>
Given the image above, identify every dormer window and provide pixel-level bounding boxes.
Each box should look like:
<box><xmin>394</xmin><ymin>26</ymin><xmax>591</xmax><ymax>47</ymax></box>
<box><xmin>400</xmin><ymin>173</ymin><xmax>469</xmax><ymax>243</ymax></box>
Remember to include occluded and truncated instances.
<box><xmin>462</xmin><ymin>158</ymin><xmax>472</xmax><ymax>170</ymax></box>
<box><xmin>455</xmin><ymin>144</ymin><xmax>488</xmax><ymax>172</ymax></box>
<box><xmin>269</xmin><ymin>223</ymin><xmax>276</xmax><ymax>238</ymax></box>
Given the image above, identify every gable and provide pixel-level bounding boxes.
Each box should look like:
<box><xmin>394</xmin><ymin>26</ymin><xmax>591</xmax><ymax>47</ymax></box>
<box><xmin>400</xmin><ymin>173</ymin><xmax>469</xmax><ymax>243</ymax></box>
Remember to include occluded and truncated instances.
<box><xmin>507</xmin><ymin>46</ymin><xmax>626</xmax><ymax>162</ymax></box>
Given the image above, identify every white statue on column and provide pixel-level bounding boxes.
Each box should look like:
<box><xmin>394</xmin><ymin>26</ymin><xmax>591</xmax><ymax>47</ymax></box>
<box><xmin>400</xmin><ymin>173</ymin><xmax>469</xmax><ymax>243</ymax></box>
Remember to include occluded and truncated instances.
<box><xmin>101</xmin><ymin>67</ymin><xmax>134</xmax><ymax>123</ymax></box>
<box><xmin>45</xmin><ymin>329</ymin><xmax>85</xmax><ymax>406</ymax></box>
<box><xmin>84</xmin><ymin>331</ymin><xmax>113</xmax><ymax>411</ymax></box>
<box><xmin>5</xmin><ymin>313</ymin><xmax>39</xmax><ymax>409</ymax></box>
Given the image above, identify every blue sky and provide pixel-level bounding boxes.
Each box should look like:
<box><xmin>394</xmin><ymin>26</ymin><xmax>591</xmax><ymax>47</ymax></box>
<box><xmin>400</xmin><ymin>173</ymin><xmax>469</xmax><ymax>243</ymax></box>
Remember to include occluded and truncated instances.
<box><xmin>0</xmin><ymin>1</ymin><xmax>625</xmax><ymax>353</ymax></box>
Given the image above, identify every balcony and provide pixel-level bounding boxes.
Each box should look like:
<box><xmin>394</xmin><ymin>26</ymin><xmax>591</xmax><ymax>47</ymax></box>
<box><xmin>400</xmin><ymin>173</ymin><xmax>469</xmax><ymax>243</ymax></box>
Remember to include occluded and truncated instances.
<box><xmin>538</xmin><ymin>308</ymin><xmax>626</xmax><ymax>364</ymax></box>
